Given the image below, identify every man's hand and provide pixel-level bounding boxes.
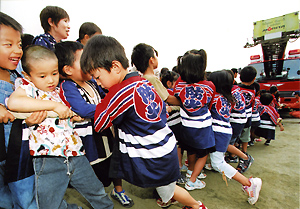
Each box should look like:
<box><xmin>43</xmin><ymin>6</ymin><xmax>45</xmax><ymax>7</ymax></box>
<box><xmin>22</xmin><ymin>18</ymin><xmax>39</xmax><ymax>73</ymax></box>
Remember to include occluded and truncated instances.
<box><xmin>0</xmin><ymin>105</ymin><xmax>15</xmax><ymax>123</ymax></box>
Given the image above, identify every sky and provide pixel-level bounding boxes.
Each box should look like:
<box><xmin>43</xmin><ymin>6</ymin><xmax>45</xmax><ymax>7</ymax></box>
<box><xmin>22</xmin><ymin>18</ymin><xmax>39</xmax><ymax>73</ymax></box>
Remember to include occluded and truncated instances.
<box><xmin>1</xmin><ymin>0</ymin><xmax>299</xmax><ymax>72</ymax></box>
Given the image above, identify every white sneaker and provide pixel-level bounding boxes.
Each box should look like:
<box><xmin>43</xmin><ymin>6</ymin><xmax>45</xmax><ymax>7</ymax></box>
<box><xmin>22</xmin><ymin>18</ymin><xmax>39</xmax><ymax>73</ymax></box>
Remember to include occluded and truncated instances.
<box><xmin>242</xmin><ymin>177</ymin><xmax>262</xmax><ymax>205</ymax></box>
<box><xmin>185</xmin><ymin>179</ymin><xmax>206</xmax><ymax>190</ymax></box>
<box><xmin>186</xmin><ymin>170</ymin><xmax>207</xmax><ymax>179</ymax></box>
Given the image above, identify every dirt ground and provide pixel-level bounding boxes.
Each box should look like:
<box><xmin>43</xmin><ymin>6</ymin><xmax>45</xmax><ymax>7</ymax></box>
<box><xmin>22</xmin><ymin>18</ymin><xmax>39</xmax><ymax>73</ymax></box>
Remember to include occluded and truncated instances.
<box><xmin>64</xmin><ymin>116</ymin><xmax>300</xmax><ymax>209</ymax></box>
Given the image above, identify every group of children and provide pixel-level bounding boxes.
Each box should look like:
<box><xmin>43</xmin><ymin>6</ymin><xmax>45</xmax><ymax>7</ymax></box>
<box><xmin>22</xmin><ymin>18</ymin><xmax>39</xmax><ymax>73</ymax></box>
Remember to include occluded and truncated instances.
<box><xmin>0</xmin><ymin>4</ymin><xmax>288</xmax><ymax>209</ymax></box>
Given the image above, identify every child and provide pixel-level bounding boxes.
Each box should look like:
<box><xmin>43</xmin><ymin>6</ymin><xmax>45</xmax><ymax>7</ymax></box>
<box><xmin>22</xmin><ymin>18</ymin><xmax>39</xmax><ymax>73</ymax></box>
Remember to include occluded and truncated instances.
<box><xmin>249</xmin><ymin>82</ymin><xmax>261</xmax><ymax>146</ymax></box>
<box><xmin>255</xmin><ymin>93</ymin><xmax>284</xmax><ymax>145</ymax></box>
<box><xmin>269</xmin><ymin>85</ymin><xmax>280</xmax><ymax>111</ymax></box>
<box><xmin>77</xmin><ymin>22</ymin><xmax>102</xmax><ymax>46</ymax></box>
<box><xmin>208</xmin><ymin>70</ymin><xmax>262</xmax><ymax>205</ymax></box>
<box><xmin>32</xmin><ymin>6</ymin><xmax>70</xmax><ymax>50</ymax></box>
<box><xmin>80</xmin><ymin>35</ymin><xmax>207</xmax><ymax>209</ymax></box>
<box><xmin>55</xmin><ymin>41</ymin><xmax>133</xmax><ymax>208</ymax></box>
<box><xmin>225</xmin><ymin>70</ymin><xmax>254</xmax><ymax>174</ymax></box>
<box><xmin>236</xmin><ymin>66</ymin><xmax>257</xmax><ymax>173</ymax></box>
<box><xmin>173</xmin><ymin>49</ymin><xmax>215</xmax><ymax>191</ymax></box>
<box><xmin>7</xmin><ymin>45</ymin><xmax>113</xmax><ymax>209</ymax></box>
<box><xmin>282</xmin><ymin>91</ymin><xmax>300</xmax><ymax>118</ymax></box>
<box><xmin>0</xmin><ymin>12</ymin><xmax>46</xmax><ymax>209</ymax></box>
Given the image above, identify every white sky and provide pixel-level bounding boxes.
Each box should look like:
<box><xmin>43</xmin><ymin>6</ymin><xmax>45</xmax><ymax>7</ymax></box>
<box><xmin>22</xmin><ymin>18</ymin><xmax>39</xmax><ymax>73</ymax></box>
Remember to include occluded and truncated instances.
<box><xmin>1</xmin><ymin>0</ymin><xmax>299</xmax><ymax>72</ymax></box>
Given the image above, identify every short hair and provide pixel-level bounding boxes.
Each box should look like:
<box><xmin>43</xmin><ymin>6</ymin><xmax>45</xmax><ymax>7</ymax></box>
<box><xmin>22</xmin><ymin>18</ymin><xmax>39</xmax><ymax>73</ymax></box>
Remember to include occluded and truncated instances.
<box><xmin>172</xmin><ymin>66</ymin><xmax>179</xmax><ymax>74</ymax></box>
<box><xmin>21</xmin><ymin>34</ymin><xmax>34</xmax><ymax>51</ymax></box>
<box><xmin>240</xmin><ymin>66</ymin><xmax>257</xmax><ymax>82</ymax></box>
<box><xmin>131</xmin><ymin>43</ymin><xmax>158</xmax><ymax>74</ymax></box>
<box><xmin>78</xmin><ymin>22</ymin><xmax>102</xmax><ymax>41</ymax></box>
<box><xmin>177</xmin><ymin>49</ymin><xmax>207</xmax><ymax>84</ymax></box>
<box><xmin>22</xmin><ymin>45</ymin><xmax>57</xmax><ymax>75</ymax></box>
<box><xmin>231</xmin><ymin>68</ymin><xmax>238</xmax><ymax>74</ymax></box>
<box><xmin>209</xmin><ymin>70</ymin><xmax>234</xmax><ymax>102</ymax></box>
<box><xmin>80</xmin><ymin>35</ymin><xmax>129</xmax><ymax>73</ymax></box>
<box><xmin>0</xmin><ymin>12</ymin><xmax>23</xmax><ymax>34</ymax></box>
<box><xmin>40</xmin><ymin>6</ymin><xmax>69</xmax><ymax>33</ymax></box>
<box><xmin>269</xmin><ymin>85</ymin><xmax>278</xmax><ymax>94</ymax></box>
<box><xmin>260</xmin><ymin>93</ymin><xmax>273</xmax><ymax>105</ymax></box>
<box><xmin>161</xmin><ymin>70</ymin><xmax>179</xmax><ymax>89</ymax></box>
<box><xmin>54</xmin><ymin>41</ymin><xmax>84</xmax><ymax>77</ymax></box>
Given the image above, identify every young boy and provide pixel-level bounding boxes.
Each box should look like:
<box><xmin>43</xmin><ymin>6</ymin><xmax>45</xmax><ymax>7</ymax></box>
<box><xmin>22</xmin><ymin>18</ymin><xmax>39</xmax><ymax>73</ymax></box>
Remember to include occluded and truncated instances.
<box><xmin>77</xmin><ymin>22</ymin><xmax>102</xmax><ymax>46</ymax></box>
<box><xmin>32</xmin><ymin>6</ymin><xmax>70</xmax><ymax>50</ymax></box>
<box><xmin>0</xmin><ymin>12</ymin><xmax>46</xmax><ymax>209</ymax></box>
<box><xmin>236</xmin><ymin>66</ymin><xmax>257</xmax><ymax>173</ymax></box>
<box><xmin>80</xmin><ymin>35</ymin><xmax>207</xmax><ymax>209</ymax></box>
<box><xmin>7</xmin><ymin>45</ymin><xmax>113</xmax><ymax>209</ymax></box>
<box><xmin>55</xmin><ymin>41</ymin><xmax>134</xmax><ymax>208</ymax></box>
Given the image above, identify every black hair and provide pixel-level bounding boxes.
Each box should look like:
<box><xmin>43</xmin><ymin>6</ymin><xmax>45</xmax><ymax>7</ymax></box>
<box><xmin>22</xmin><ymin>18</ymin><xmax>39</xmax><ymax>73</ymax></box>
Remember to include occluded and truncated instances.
<box><xmin>239</xmin><ymin>66</ymin><xmax>257</xmax><ymax>83</ymax></box>
<box><xmin>21</xmin><ymin>34</ymin><xmax>34</xmax><ymax>51</ymax></box>
<box><xmin>161</xmin><ymin>71</ymin><xmax>179</xmax><ymax>89</ymax></box>
<box><xmin>22</xmin><ymin>45</ymin><xmax>57</xmax><ymax>75</ymax></box>
<box><xmin>0</xmin><ymin>12</ymin><xmax>23</xmax><ymax>34</ymax></box>
<box><xmin>40</xmin><ymin>6</ymin><xmax>69</xmax><ymax>33</ymax></box>
<box><xmin>177</xmin><ymin>49</ymin><xmax>207</xmax><ymax>84</ymax></box>
<box><xmin>54</xmin><ymin>41</ymin><xmax>84</xmax><ymax>77</ymax></box>
<box><xmin>172</xmin><ymin>66</ymin><xmax>179</xmax><ymax>74</ymax></box>
<box><xmin>269</xmin><ymin>86</ymin><xmax>278</xmax><ymax>94</ymax></box>
<box><xmin>159</xmin><ymin>67</ymin><xmax>169</xmax><ymax>79</ymax></box>
<box><xmin>231</xmin><ymin>68</ymin><xmax>238</xmax><ymax>74</ymax></box>
<box><xmin>131</xmin><ymin>43</ymin><xmax>158</xmax><ymax>74</ymax></box>
<box><xmin>251</xmin><ymin>81</ymin><xmax>260</xmax><ymax>96</ymax></box>
<box><xmin>260</xmin><ymin>93</ymin><xmax>273</xmax><ymax>105</ymax></box>
<box><xmin>78</xmin><ymin>22</ymin><xmax>102</xmax><ymax>41</ymax></box>
<box><xmin>208</xmin><ymin>70</ymin><xmax>234</xmax><ymax>102</ymax></box>
<box><xmin>80</xmin><ymin>35</ymin><xmax>129</xmax><ymax>73</ymax></box>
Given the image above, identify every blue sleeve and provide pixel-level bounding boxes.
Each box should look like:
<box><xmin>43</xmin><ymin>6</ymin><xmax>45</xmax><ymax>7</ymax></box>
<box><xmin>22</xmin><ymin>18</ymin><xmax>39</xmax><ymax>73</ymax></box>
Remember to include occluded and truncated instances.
<box><xmin>60</xmin><ymin>81</ymin><xmax>96</xmax><ymax>119</ymax></box>
<box><xmin>32</xmin><ymin>36</ymin><xmax>48</xmax><ymax>48</ymax></box>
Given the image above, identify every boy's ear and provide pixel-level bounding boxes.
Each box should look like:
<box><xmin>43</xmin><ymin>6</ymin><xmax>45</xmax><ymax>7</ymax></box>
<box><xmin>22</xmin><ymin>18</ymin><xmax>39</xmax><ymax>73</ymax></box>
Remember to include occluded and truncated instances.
<box><xmin>111</xmin><ymin>61</ymin><xmax>122</xmax><ymax>74</ymax></box>
<box><xmin>63</xmin><ymin>65</ymin><xmax>72</xmax><ymax>76</ymax></box>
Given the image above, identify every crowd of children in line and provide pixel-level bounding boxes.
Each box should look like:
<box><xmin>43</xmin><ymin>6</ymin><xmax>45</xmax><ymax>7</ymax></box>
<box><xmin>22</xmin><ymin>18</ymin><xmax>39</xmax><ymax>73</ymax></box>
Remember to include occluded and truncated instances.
<box><xmin>0</xmin><ymin>5</ymin><xmax>294</xmax><ymax>209</ymax></box>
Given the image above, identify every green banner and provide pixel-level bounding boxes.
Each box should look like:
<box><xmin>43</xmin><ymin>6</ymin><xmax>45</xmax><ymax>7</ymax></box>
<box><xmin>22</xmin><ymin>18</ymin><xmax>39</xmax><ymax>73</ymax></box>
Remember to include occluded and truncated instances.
<box><xmin>253</xmin><ymin>12</ymin><xmax>299</xmax><ymax>39</ymax></box>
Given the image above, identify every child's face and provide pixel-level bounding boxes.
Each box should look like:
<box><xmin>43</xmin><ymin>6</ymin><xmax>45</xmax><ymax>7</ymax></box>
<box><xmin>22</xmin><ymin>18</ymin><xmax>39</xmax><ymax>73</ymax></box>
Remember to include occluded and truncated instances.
<box><xmin>53</xmin><ymin>18</ymin><xmax>70</xmax><ymax>41</ymax></box>
<box><xmin>69</xmin><ymin>49</ymin><xmax>91</xmax><ymax>82</ymax></box>
<box><xmin>90</xmin><ymin>67</ymin><xmax>119</xmax><ymax>90</ymax></box>
<box><xmin>0</xmin><ymin>25</ymin><xmax>22</xmax><ymax>70</ymax></box>
<box><xmin>25</xmin><ymin>58</ymin><xmax>59</xmax><ymax>92</ymax></box>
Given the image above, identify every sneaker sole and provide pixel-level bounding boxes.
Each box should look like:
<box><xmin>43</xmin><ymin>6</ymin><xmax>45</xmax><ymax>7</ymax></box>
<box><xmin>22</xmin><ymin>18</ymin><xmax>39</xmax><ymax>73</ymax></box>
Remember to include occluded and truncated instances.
<box><xmin>184</xmin><ymin>181</ymin><xmax>206</xmax><ymax>191</ymax></box>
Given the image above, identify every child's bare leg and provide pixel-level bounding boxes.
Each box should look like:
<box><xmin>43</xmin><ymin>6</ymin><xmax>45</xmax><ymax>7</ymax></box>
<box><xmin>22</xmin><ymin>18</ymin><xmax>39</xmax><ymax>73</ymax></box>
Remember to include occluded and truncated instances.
<box><xmin>187</xmin><ymin>153</ymin><xmax>196</xmax><ymax>171</ymax></box>
<box><xmin>113</xmin><ymin>178</ymin><xmax>122</xmax><ymax>192</ymax></box>
<box><xmin>190</xmin><ymin>155</ymin><xmax>208</xmax><ymax>183</ymax></box>
<box><xmin>227</xmin><ymin>144</ymin><xmax>248</xmax><ymax>160</ymax></box>
<box><xmin>241</xmin><ymin>142</ymin><xmax>248</xmax><ymax>153</ymax></box>
<box><xmin>178</xmin><ymin>146</ymin><xmax>183</xmax><ymax>168</ymax></box>
<box><xmin>173</xmin><ymin>185</ymin><xmax>200</xmax><ymax>209</ymax></box>
<box><xmin>232</xmin><ymin>171</ymin><xmax>250</xmax><ymax>186</ymax></box>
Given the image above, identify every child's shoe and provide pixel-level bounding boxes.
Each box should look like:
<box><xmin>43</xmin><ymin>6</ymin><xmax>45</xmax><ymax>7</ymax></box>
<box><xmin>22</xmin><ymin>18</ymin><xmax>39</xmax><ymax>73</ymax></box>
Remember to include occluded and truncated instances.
<box><xmin>176</xmin><ymin>173</ymin><xmax>187</xmax><ymax>185</ymax></box>
<box><xmin>255</xmin><ymin>138</ymin><xmax>262</xmax><ymax>142</ymax></box>
<box><xmin>180</xmin><ymin>164</ymin><xmax>188</xmax><ymax>172</ymax></box>
<box><xmin>264</xmin><ymin>139</ymin><xmax>271</xmax><ymax>146</ymax></box>
<box><xmin>111</xmin><ymin>188</ymin><xmax>134</xmax><ymax>208</ymax></box>
<box><xmin>237</xmin><ymin>153</ymin><xmax>254</xmax><ymax>174</ymax></box>
<box><xmin>242</xmin><ymin>177</ymin><xmax>262</xmax><ymax>205</ymax></box>
<box><xmin>182</xmin><ymin>201</ymin><xmax>207</xmax><ymax>209</ymax></box>
<box><xmin>185</xmin><ymin>179</ymin><xmax>206</xmax><ymax>191</ymax></box>
<box><xmin>225</xmin><ymin>155</ymin><xmax>238</xmax><ymax>163</ymax></box>
<box><xmin>204</xmin><ymin>163</ymin><xmax>212</xmax><ymax>170</ymax></box>
<box><xmin>186</xmin><ymin>170</ymin><xmax>207</xmax><ymax>179</ymax></box>
<box><xmin>156</xmin><ymin>198</ymin><xmax>178</xmax><ymax>208</ymax></box>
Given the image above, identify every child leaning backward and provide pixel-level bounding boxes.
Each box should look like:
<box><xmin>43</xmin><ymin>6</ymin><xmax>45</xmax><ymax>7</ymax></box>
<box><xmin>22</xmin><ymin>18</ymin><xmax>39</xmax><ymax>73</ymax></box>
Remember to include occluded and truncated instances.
<box><xmin>80</xmin><ymin>35</ymin><xmax>207</xmax><ymax>209</ymax></box>
<box><xmin>208</xmin><ymin>70</ymin><xmax>262</xmax><ymax>205</ymax></box>
<box><xmin>55</xmin><ymin>41</ymin><xmax>134</xmax><ymax>208</ymax></box>
<box><xmin>7</xmin><ymin>45</ymin><xmax>113</xmax><ymax>209</ymax></box>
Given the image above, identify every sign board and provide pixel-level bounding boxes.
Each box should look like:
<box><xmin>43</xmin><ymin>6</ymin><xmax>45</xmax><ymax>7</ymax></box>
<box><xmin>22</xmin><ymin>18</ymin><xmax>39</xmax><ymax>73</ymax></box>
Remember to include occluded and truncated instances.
<box><xmin>253</xmin><ymin>12</ymin><xmax>299</xmax><ymax>39</ymax></box>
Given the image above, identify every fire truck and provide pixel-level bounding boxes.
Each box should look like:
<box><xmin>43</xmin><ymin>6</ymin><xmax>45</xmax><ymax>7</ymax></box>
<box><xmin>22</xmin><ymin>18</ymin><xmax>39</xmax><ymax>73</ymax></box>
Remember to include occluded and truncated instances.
<box><xmin>244</xmin><ymin>11</ymin><xmax>300</xmax><ymax>104</ymax></box>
